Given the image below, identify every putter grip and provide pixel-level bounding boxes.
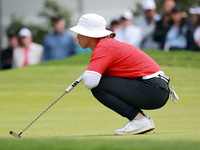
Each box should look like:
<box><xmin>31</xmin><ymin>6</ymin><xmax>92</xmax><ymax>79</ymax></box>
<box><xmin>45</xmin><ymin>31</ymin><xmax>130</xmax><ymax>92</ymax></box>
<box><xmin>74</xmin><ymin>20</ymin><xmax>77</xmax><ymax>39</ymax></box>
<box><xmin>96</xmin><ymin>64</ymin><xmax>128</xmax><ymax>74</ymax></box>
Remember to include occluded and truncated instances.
<box><xmin>65</xmin><ymin>75</ymin><xmax>83</xmax><ymax>93</ymax></box>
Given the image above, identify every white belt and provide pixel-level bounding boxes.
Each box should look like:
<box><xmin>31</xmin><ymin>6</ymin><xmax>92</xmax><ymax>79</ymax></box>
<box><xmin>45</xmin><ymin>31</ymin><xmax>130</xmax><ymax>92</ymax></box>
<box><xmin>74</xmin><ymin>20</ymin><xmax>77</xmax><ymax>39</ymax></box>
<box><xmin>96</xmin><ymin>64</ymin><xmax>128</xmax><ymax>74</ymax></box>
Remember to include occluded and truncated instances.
<box><xmin>142</xmin><ymin>71</ymin><xmax>170</xmax><ymax>84</ymax></box>
<box><xmin>154</xmin><ymin>74</ymin><xmax>170</xmax><ymax>84</ymax></box>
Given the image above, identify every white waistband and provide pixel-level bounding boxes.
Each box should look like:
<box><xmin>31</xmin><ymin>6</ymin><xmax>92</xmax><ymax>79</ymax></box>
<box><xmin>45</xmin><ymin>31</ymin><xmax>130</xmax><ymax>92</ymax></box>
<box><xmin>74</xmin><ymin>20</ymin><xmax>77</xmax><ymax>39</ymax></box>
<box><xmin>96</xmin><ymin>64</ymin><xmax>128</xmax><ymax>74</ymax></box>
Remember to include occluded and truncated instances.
<box><xmin>142</xmin><ymin>71</ymin><xmax>164</xmax><ymax>80</ymax></box>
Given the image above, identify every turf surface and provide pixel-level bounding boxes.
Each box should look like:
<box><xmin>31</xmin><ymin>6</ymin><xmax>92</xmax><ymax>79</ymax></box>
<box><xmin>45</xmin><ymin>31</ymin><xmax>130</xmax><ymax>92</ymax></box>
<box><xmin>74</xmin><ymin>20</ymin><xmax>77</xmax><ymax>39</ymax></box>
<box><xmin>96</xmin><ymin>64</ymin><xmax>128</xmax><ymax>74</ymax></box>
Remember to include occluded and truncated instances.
<box><xmin>0</xmin><ymin>51</ymin><xmax>200</xmax><ymax>150</ymax></box>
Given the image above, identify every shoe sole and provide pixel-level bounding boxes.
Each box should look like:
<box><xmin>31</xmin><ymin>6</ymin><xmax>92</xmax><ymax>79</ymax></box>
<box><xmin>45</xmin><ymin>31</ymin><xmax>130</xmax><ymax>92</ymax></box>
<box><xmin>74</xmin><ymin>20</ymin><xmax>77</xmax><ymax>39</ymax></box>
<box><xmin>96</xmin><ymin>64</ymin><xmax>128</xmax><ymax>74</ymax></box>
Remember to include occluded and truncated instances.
<box><xmin>115</xmin><ymin>126</ymin><xmax>155</xmax><ymax>135</ymax></box>
<box><xmin>138</xmin><ymin>127</ymin><xmax>155</xmax><ymax>134</ymax></box>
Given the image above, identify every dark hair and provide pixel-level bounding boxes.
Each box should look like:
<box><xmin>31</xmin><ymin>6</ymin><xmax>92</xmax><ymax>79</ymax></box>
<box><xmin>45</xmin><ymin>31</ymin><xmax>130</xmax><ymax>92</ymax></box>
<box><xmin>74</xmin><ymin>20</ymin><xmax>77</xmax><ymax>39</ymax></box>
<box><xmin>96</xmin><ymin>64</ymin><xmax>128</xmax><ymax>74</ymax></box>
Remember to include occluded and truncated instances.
<box><xmin>51</xmin><ymin>14</ymin><xmax>64</xmax><ymax>22</ymax></box>
<box><xmin>179</xmin><ymin>18</ymin><xmax>185</xmax><ymax>35</ymax></box>
<box><xmin>7</xmin><ymin>29</ymin><xmax>18</xmax><ymax>38</ymax></box>
<box><xmin>110</xmin><ymin>20</ymin><xmax>119</xmax><ymax>26</ymax></box>
<box><xmin>171</xmin><ymin>5</ymin><xmax>182</xmax><ymax>13</ymax></box>
<box><xmin>105</xmin><ymin>33</ymin><xmax>116</xmax><ymax>39</ymax></box>
<box><xmin>197</xmin><ymin>15</ymin><xmax>200</xmax><ymax>25</ymax></box>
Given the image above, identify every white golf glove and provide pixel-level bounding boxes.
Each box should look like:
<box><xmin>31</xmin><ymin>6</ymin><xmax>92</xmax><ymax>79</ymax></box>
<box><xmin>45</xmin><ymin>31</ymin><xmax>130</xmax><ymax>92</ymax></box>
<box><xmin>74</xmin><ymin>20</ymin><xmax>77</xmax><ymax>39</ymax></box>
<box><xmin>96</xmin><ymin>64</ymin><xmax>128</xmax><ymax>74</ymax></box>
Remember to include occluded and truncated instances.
<box><xmin>170</xmin><ymin>86</ymin><xmax>179</xmax><ymax>103</ymax></box>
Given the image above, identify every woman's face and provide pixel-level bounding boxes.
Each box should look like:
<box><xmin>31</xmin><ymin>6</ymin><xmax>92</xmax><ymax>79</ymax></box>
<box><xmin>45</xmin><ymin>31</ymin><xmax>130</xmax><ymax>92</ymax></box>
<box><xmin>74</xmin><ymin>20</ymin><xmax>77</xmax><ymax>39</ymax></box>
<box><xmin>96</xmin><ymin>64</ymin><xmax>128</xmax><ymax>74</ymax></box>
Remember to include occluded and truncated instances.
<box><xmin>77</xmin><ymin>34</ymin><xmax>91</xmax><ymax>49</ymax></box>
<box><xmin>171</xmin><ymin>12</ymin><xmax>182</xmax><ymax>23</ymax></box>
<box><xmin>192</xmin><ymin>14</ymin><xmax>198</xmax><ymax>24</ymax></box>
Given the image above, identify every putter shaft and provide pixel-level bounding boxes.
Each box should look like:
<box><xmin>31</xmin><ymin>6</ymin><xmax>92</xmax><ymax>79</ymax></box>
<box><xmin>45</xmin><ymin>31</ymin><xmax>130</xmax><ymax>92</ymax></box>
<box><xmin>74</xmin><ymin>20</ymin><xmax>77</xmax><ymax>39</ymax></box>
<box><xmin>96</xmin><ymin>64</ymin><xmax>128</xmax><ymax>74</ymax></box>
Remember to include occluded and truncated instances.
<box><xmin>9</xmin><ymin>75</ymin><xmax>83</xmax><ymax>138</ymax></box>
<box><xmin>20</xmin><ymin>91</ymin><xmax>67</xmax><ymax>135</ymax></box>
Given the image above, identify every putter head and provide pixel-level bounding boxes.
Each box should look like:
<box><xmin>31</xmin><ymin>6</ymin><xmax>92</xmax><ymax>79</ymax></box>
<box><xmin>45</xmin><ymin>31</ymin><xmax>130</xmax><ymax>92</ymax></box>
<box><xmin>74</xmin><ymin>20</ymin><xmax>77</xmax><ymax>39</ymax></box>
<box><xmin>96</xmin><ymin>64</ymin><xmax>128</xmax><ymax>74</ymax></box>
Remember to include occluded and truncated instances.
<box><xmin>10</xmin><ymin>131</ymin><xmax>21</xmax><ymax>138</ymax></box>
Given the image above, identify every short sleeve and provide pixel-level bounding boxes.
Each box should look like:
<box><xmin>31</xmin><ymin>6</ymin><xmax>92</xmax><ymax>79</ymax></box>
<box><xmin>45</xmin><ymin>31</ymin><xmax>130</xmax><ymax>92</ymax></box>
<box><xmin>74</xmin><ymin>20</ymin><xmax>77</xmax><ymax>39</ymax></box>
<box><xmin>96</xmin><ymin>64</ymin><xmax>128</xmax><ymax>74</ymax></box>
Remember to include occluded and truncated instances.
<box><xmin>86</xmin><ymin>46</ymin><xmax>114</xmax><ymax>75</ymax></box>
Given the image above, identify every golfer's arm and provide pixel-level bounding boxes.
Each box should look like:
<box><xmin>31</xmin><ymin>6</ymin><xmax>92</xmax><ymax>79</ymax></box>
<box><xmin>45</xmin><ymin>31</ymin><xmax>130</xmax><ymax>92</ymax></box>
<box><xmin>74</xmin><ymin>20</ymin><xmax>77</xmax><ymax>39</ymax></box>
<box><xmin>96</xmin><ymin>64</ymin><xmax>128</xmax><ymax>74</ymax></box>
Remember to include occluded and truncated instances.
<box><xmin>83</xmin><ymin>71</ymin><xmax>101</xmax><ymax>90</ymax></box>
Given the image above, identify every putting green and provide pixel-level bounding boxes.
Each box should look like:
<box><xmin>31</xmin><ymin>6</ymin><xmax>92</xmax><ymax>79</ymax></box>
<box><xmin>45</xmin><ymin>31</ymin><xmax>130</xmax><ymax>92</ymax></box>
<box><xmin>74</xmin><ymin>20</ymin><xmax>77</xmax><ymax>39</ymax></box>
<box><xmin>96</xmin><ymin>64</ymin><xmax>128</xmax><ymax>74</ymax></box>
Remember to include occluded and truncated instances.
<box><xmin>0</xmin><ymin>51</ymin><xmax>200</xmax><ymax>150</ymax></box>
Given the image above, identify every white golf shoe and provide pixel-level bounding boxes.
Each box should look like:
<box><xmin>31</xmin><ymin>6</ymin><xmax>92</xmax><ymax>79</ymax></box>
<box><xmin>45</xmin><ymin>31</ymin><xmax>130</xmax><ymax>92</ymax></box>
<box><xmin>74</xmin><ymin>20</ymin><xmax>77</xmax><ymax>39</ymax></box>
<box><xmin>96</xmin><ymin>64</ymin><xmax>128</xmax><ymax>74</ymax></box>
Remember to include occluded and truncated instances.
<box><xmin>115</xmin><ymin>117</ymin><xmax>155</xmax><ymax>135</ymax></box>
<box><xmin>145</xmin><ymin>115</ymin><xmax>155</xmax><ymax>129</ymax></box>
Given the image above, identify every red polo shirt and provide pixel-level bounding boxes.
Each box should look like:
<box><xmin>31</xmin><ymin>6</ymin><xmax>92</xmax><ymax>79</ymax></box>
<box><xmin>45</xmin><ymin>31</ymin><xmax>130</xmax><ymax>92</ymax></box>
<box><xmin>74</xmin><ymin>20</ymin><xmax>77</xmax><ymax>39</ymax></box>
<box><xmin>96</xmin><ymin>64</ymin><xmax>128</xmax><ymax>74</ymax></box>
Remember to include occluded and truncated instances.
<box><xmin>86</xmin><ymin>38</ymin><xmax>162</xmax><ymax>79</ymax></box>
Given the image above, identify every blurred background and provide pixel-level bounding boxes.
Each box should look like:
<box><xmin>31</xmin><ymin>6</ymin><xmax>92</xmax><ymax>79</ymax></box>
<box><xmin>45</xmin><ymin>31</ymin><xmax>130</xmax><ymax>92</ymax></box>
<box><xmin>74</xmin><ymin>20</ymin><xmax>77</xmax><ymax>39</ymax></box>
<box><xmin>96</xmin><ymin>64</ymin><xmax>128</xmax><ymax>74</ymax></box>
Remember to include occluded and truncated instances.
<box><xmin>0</xmin><ymin>0</ymin><xmax>142</xmax><ymax>48</ymax></box>
<box><xmin>0</xmin><ymin>0</ymin><xmax>199</xmax><ymax>48</ymax></box>
<box><xmin>0</xmin><ymin>0</ymin><xmax>200</xmax><ymax>70</ymax></box>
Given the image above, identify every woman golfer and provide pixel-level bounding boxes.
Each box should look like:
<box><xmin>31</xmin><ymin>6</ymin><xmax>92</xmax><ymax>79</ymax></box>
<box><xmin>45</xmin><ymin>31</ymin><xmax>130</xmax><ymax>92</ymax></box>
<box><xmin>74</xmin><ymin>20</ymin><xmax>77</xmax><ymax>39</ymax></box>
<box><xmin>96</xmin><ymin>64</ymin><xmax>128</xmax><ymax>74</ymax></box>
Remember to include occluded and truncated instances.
<box><xmin>70</xmin><ymin>13</ymin><xmax>178</xmax><ymax>135</ymax></box>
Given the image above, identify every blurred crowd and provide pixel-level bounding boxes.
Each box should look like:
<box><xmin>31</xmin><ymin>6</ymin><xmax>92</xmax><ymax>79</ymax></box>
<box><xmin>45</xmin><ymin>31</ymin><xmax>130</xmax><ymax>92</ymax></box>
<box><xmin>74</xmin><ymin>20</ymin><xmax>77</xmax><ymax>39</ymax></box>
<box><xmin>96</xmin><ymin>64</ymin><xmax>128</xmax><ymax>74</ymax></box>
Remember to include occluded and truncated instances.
<box><xmin>0</xmin><ymin>14</ymin><xmax>92</xmax><ymax>70</ymax></box>
<box><xmin>110</xmin><ymin>0</ymin><xmax>200</xmax><ymax>51</ymax></box>
<box><xmin>1</xmin><ymin>0</ymin><xmax>200</xmax><ymax>70</ymax></box>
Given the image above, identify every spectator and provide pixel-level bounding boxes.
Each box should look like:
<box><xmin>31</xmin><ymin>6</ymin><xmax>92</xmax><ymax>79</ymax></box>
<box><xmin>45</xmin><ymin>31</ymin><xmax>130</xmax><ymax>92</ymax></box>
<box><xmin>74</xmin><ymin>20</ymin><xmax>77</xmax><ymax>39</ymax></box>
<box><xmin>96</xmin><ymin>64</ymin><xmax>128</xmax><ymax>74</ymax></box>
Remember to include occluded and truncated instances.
<box><xmin>114</xmin><ymin>9</ymin><xmax>143</xmax><ymax>48</ymax></box>
<box><xmin>12</xmin><ymin>28</ymin><xmax>43</xmax><ymax>68</ymax></box>
<box><xmin>189</xmin><ymin>6</ymin><xmax>200</xmax><ymax>50</ymax></box>
<box><xmin>1</xmin><ymin>30</ymin><xmax>19</xmax><ymax>70</ymax></box>
<box><xmin>109</xmin><ymin>19</ymin><xmax>120</xmax><ymax>32</ymax></box>
<box><xmin>42</xmin><ymin>14</ymin><xmax>76</xmax><ymax>61</ymax></box>
<box><xmin>135</xmin><ymin>0</ymin><xmax>160</xmax><ymax>50</ymax></box>
<box><xmin>154</xmin><ymin>0</ymin><xmax>176</xmax><ymax>49</ymax></box>
<box><xmin>164</xmin><ymin>5</ymin><xmax>195</xmax><ymax>51</ymax></box>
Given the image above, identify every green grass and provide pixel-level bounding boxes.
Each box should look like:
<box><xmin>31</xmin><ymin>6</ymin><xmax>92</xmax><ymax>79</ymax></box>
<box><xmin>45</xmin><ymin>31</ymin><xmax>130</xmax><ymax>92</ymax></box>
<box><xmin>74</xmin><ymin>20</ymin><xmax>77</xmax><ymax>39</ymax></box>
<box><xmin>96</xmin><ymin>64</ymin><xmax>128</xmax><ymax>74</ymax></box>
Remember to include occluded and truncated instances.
<box><xmin>0</xmin><ymin>51</ymin><xmax>200</xmax><ymax>150</ymax></box>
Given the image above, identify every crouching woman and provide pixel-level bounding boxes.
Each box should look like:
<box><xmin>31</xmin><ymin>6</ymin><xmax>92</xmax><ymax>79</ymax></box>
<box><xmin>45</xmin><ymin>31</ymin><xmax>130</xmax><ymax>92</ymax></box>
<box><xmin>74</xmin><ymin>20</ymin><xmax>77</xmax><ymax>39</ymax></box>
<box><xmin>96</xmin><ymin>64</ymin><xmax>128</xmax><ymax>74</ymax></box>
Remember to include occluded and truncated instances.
<box><xmin>70</xmin><ymin>13</ymin><xmax>177</xmax><ymax>135</ymax></box>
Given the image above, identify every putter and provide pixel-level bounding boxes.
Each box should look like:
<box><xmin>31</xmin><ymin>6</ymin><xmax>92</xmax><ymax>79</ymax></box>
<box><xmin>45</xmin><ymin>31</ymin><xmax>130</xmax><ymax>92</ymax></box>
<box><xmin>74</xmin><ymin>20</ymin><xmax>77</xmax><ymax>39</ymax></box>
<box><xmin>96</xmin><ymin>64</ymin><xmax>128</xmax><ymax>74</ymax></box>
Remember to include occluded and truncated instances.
<box><xmin>10</xmin><ymin>75</ymin><xmax>83</xmax><ymax>138</ymax></box>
